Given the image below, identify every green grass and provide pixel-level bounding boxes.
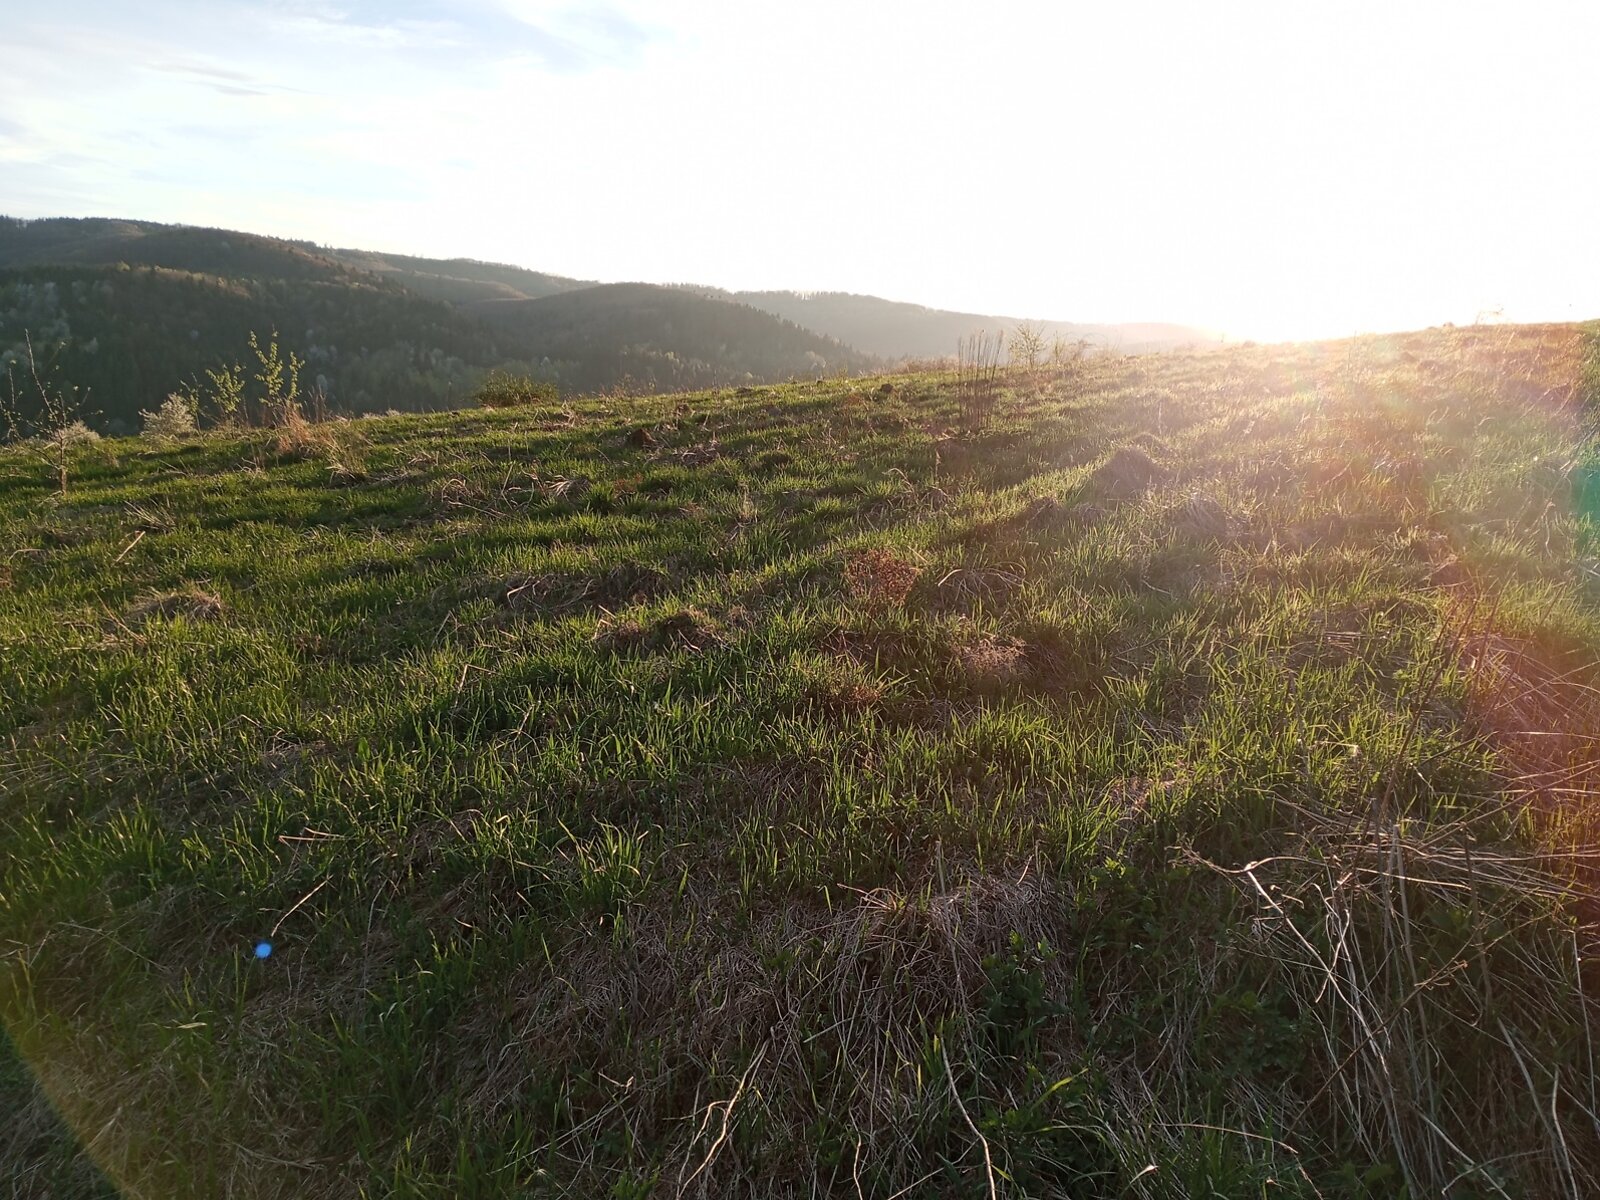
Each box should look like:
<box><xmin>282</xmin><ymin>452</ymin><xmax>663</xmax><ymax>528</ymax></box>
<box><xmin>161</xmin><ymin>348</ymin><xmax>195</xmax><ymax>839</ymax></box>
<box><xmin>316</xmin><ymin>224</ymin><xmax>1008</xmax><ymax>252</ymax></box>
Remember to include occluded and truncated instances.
<box><xmin>4</xmin><ymin>324</ymin><xmax>1600</xmax><ymax>1197</ymax></box>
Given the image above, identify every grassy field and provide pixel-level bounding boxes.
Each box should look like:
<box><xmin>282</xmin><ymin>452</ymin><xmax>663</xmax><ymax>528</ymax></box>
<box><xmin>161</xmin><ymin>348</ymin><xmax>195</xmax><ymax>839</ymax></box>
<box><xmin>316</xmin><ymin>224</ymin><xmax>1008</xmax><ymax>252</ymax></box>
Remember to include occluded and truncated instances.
<box><xmin>4</xmin><ymin>324</ymin><xmax>1600</xmax><ymax>1198</ymax></box>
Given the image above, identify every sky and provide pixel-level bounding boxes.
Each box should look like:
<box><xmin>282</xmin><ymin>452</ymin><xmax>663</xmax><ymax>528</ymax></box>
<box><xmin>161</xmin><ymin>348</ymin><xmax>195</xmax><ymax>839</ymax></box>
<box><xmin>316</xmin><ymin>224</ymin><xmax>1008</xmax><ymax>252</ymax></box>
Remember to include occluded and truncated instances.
<box><xmin>2</xmin><ymin>0</ymin><xmax>1598</xmax><ymax>342</ymax></box>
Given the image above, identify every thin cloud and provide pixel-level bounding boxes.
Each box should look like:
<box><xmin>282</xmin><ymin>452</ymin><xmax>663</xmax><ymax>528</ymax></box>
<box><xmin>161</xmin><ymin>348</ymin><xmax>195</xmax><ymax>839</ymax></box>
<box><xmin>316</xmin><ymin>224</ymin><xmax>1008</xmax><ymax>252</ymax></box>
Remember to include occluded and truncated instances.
<box><xmin>144</xmin><ymin>58</ymin><xmax>261</xmax><ymax>84</ymax></box>
<box><xmin>144</xmin><ymin>57</ymin><xmax>306</xmax><ymax>94</ymax></box>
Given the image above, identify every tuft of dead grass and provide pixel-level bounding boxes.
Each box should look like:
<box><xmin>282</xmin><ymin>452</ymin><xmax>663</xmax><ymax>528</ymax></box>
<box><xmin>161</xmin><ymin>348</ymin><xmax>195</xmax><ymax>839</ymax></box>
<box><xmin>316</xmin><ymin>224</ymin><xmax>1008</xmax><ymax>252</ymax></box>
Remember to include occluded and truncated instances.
<box><xmin>1175</xmin><ymin>491</ymin><xmax>1233</xmax><ymax>540</ymax></box>
<box><xmin>594</xmin><ymin>607</ymin><xmax>724</xmax><ymax>655</ymax></box>
<box><xmin>656</xmin><ymin>439</ymin><xmax>721</xmax><ymax>468</ymax></box>
<box><xmin>1189</xmin><ymin>815</ymin><xmax>1598</xmax><ymax>1200</ymax></box>
<box><xmin>793</xmin><ymin>657</ymin><xmax>886</xmax><ymax>716</ymax></box>
<box><xmin>934</xmin><ymin>565</ymin><xmax>1025</xmax><ymax>612</ymax></box>
<box><xmin>843</xmin><ymin>547</ymin><xmax>922</xmax><ymax>608</ymax></box>
<box><xmin>122</xmin><ymin>585</ymin><xmax>225</xmax><ymax>628</ymax></box>
<box><xmin>951</xmin><ymin>633</ymin><xmax>1029</xmax><ymax>692</ymax></box>
<box><xmin>1462</xmin><ymin>628</ymin><xmax>1600</xmax><ymax>846</ymax></box>
<box><xmin>539</xmin><ymin>474</ymin><xmax>592</xmax><ymax>504</ymax></box>
<box><xmin>495</xmin><ymin>564</ymin><xmax>666</xmax><ymax>615</ymax></box>
<box><xmin>273</xmin><ymin>409</ymin><xmax>352</xmax><ymax>462</ymax></box>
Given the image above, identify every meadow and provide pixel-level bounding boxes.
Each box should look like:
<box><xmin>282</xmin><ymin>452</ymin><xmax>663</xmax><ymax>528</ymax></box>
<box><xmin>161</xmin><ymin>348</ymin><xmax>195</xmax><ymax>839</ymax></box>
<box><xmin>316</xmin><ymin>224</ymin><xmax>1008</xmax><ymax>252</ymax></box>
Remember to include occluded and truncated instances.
<box><xmin>3</xmin><ymin>324</ymin><xmax>1600</xmax><ymax>1197</ymax></box>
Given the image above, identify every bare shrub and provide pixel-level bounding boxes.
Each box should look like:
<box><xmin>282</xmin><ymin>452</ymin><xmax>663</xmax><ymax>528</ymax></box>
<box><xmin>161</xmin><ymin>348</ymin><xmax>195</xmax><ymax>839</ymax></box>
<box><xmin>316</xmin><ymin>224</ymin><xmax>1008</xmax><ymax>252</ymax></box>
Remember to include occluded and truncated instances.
<box><xmin>2</xmin><ymin>333</ymin><xmax>93</xmax><ymax>494</ymax></box>
<box><xmin>957</xmin><ymin>330</ymin><xmax>1005</xmax><ymax>432</ymax></box>
<box><xmin>1009</xmin><ymin>320</ymin><xmax>1047</xmax><ymax>374</ymax></box>
<box><xmin>46</xmin><ymin>421</ymin><xmax>99</xmax><ymax>449</ymax></box>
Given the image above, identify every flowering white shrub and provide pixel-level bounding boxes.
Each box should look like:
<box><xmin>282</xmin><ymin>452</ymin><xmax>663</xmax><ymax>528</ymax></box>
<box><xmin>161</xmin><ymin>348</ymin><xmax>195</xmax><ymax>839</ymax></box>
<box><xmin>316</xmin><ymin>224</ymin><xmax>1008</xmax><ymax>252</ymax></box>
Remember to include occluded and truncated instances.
<box><xmin>140</xmin><ymin>394</ymin><xmax>198</xmax><ymax>439</ymax></box>
<box><xmin>47</xmin><ymin>420</ymin><xmax>100</xmax><ymax>448</ymax></box>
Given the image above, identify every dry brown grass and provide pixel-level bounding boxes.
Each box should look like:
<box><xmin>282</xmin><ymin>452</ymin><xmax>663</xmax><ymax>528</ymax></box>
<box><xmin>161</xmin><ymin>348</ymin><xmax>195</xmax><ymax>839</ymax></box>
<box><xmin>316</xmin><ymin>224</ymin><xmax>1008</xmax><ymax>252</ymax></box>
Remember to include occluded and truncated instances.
<box><xmin>951</xmin><ymin>632</ymin><xmax>1029</xmax><ymax>692</ymax></box>
<box><xmin>1462</xmin><ymin>628</ymin><xmax>1600</xmax><ymax>853</ymax></box>
<box><xmin>1174</xmin><ymin>491</ymin><xmax>1233</xmax><ymax>540</ymax></box>
<box><xmin>495</xmin><ymin>564</ymin><xmax>667</xmax><ymax>615</ymax></box>
<box><xmin>539</xmin><ymin>473</ymin><xmax>592</xmax><ymax>503</ymax></box>
<box><xmin>463</xmin><ymin>862</ymin><xmax>1068</xmax><ymax>1194</ymax></box>
<box><xmin>594</xmin><ymin>607</ymin><xmax>724</xmax><ymax>655</ymax></box>
<box><xmin>267</xmin><ymin>409</ymin><xmax>370</xmax><ymax>483</ymax></box>
<box><xmin>933</xmin><ymin>565</ymin><xmax>1025</xmax><ymax>612</ymax></box>
<box><xmin>793</xmin><ymin>657</ymin><xmax>885</xmax><ymax>716</ymax></box>
<box><xmin>1188</xmin><ymin>801</ymin><xmax>1598</xmax><ymax>1200</ymax></box>
<box><xmin>843</xmin><ymin>547</ymin><xmax>922</xmax><ymax>609</ymax></box>
<box><xmin>122</xmin><ymin>585</ymin><xmax>225</xmax><ymax>628</ymax></box>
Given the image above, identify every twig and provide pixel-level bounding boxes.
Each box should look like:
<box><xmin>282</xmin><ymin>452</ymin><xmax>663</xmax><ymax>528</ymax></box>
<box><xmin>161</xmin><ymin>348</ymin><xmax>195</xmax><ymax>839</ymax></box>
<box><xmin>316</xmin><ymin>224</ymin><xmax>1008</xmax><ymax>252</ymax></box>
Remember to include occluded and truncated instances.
<box><xmin>678</xmin><ymin>1042</ymin><xmax>767</xmax><ymax>1195</ymax></box>
<box><xmin>112</xmin><ymin>529</ymin><xmax>145</xmax><ymax>564</ymax></box>
<box><xmin>271</xmin><ymin>877</ymin><xmax>330</xmax><ymax>939</ymax></box>
<box><xmin>1577</xmin><ymin>931</ymin><xmax>1599</xmax><ymax>1144</ymax></box>
<box><xmin>940</xmin><ymin>1039</ymin><xmax>997</xmax><ymax>1200</ymax></box>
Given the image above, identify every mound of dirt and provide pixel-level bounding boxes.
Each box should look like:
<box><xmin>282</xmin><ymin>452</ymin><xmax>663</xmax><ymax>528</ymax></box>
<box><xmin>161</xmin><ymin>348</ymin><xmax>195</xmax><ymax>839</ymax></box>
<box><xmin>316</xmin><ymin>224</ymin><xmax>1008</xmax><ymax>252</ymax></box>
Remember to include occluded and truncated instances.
<box><xmin>1090</xmin><ymin>446</ymin><xmax>1171</xmax><ymax>496</ymax></box>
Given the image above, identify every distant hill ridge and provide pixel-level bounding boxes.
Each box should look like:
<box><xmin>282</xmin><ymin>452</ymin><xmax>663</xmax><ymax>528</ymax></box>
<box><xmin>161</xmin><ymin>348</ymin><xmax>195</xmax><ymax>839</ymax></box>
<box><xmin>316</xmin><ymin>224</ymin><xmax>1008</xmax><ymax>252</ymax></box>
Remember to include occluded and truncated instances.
<box><xmin>694</xmin><ymin>287</ymin><xmax>1219</xmax><ymax>359</ymax></box>
<box><xmin>0</xmin><ymin>216</ymin><xmax>1213</xmax><ymax>430</ymax></box>
<box><xmin>0</xmin><ymin>217</ymin><xmax>867</xmax><ymax>429</ymax></box>
<box><xmin>325</xmin><ymin>246</ymin><xmax>593</xmax><ymax>307</ymax></box>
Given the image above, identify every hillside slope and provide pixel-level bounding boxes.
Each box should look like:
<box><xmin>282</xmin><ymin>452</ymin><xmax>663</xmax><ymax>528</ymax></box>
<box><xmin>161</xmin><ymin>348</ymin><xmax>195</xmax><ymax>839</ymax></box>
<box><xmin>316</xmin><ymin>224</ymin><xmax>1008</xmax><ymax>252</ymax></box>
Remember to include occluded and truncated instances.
<box><xmin>3</xmin><ymin>324</ymin><xmax>1598</xmax><ymax>1198</ymax></box>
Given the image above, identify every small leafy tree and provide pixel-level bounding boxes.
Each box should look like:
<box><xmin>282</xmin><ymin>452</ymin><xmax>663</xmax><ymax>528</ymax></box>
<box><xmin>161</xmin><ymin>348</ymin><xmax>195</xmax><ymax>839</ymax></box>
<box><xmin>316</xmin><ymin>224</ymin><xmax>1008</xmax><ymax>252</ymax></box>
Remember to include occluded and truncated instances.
<box><xmin>202</xmin><ymin>362</ymin><xmax>247</xmax><ymax>423</ymax></box>
<box><xmin>249</xmin><ymin>329</ymin><xmax>303</xmax><ymax>425</ymax></box>
<box><xmin>167</xmin><ymin>332</ymin><xmax>301</xmax><ymax>431</ymax></box>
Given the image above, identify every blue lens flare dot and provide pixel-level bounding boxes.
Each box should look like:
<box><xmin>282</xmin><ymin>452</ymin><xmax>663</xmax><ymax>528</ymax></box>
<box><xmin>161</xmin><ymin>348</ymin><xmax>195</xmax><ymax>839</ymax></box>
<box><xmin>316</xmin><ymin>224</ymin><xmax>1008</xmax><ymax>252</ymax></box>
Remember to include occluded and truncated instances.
<box><xmin>254</xmin><ymin>940</ymin><xmax>273</xmax><ymax>959</ymax></box>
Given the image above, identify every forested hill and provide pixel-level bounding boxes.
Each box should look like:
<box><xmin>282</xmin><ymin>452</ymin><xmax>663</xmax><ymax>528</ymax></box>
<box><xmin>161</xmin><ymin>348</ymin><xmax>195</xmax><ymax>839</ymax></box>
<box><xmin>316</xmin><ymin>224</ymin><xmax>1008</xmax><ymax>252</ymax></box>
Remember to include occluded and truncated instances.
<box><xmin>325</xmin><ymin>247</ymin><xmax>593</xmax><ymax>307</ymax></box>
<box><xmin>0</xmin><ymin>218</ymin><xmax>875</xmax><ymax>432</ymax></box>
<box><xmin>475</xmin><ymin>283</ymin><xmax>874</xmax><ymax>395</ymax></box>
<box><xmin>0</xmin><ymin>262</ymin><xmax>503</xmax><ymax>427</ymax></box>
<box><xmin>0</xmin><ymin>217</ymin><xmax>356</xmax><ymax>284</ymax></box>
<box><xmin>1</xmin><ymin>216</ymin><xmax>1210</xmax><ymax>432</ymax></box>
